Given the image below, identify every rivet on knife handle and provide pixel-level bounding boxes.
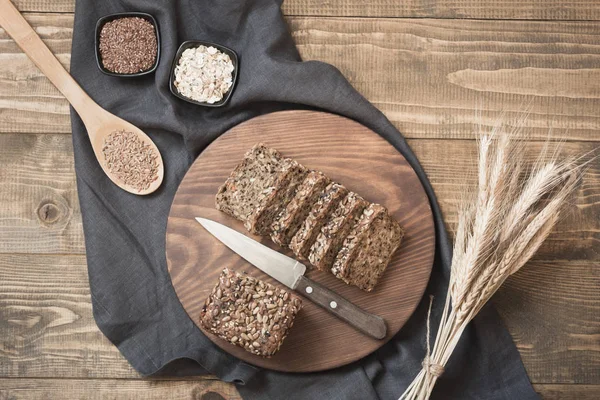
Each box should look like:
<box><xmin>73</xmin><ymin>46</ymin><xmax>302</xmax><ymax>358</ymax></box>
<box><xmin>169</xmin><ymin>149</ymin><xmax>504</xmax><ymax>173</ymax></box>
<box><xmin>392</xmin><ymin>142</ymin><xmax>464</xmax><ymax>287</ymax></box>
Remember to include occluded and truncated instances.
<box><xmin>295</xmin><ymin>275</ymin><xmax>387</xmax><ymax>340</ymax></box>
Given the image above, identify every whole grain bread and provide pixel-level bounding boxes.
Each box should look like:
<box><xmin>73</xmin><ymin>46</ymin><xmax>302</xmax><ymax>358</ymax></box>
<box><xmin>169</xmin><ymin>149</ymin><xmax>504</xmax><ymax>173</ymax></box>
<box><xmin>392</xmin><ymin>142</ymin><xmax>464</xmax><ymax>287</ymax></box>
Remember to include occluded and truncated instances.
<box><xmin>331</xmin><ymin>204</ymin><xmax>404</xmax><ymax>292</ymax></box>
<box><xmin>215</xmin><ymin>144</ymin><xmax>283</xmax><ymax>223</ymax></box>
<box><xmin>289</xmin><ymin>183</ymin><xmax>348</xmax><ymax>260</ymax></box>
<box><xmin>308</xmin><ymin>192</ymin><xmax>368</xmax><ymax>271</ymax></box>
<box><xmin>199</xmin><ymin>268</ymin><xmax>302</xmax><ymax>358</ymax></box>
<box><xmin>215</xmin><ymin>144</ymin><xmax>405</xmax><ymax>292</ymax></box>
<box><xmin>270</xmin><ymin>171</ymin><xmax>331</xmax><ymax>247</ymax></box>
<box><xmin>245</xmin><ymin>159</ymin><xmax>308</xmax><ymax>235</ymax></box>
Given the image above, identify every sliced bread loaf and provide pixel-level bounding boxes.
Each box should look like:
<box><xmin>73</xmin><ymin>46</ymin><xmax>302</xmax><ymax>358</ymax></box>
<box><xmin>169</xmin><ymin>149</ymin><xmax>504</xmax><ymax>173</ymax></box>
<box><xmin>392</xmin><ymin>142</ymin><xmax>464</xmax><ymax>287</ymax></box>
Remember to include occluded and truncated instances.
<box><xmin>270</xmin><ymin>171</ymin><xmax>331</xmax><ymax>247</ymax></box>
<box><xmin>245</xmin><ymin>159</ymin><xmax>308</xmax><ymax>235</ymax></box>
<box><xmin>215</xmin><ymin>144</ymin><xmax>283</xmax><ymax>223</ymax></box>
<box><xmin>308</xmin><ymin>192</ymin><xmax>368</xmax><ymax>271</ymax></box>
<box><xmin>331</xmin><ymin>204</ymin><xmax>404</xmax><ymax>292</ymax></box>
<box><xmin>289</xmin><ymin>183</ymin><xmax>348</xmax><ymax>260</ymax></box>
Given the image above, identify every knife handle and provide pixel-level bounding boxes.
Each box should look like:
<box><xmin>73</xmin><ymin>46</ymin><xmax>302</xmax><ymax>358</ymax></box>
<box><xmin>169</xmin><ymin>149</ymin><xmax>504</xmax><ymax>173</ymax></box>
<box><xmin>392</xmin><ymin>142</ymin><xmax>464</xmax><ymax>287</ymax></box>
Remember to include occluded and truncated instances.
<box><xmin>295</xmin><ymin>275</ymin><xmax>387</xmax><ymax>340</ymax></box>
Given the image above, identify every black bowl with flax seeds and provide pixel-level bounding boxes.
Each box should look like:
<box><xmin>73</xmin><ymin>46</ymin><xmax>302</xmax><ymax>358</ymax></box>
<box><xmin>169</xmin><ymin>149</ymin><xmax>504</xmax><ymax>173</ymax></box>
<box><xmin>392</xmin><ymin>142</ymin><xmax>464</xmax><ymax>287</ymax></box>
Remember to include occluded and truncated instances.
<box><xmin>95</xmin><ymin>12</ymin><xmax>160</xmax><ymax>77</ymax></box>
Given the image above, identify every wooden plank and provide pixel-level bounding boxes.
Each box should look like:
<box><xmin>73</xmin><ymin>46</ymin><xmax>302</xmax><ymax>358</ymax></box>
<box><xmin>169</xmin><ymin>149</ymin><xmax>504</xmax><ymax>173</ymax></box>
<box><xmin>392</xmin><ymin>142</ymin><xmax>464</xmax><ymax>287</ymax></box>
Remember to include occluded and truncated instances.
<box><xmin>283</xmin><ymin>1</ymin><xmax>600</xmax><ymax>20</ymax></box>
<box><xmin>290</xmin><ymin>17</ymin><xmax>600</xmax><ymax>141</ymax></box>
<box><xmin>494</xmin><ymin>260</ymin><xmax>600</xmax><ymax>384</ymax></box>
<box><xmin>0</xmin><ymin>13</ymin><xmax>71</xmax><ymax>134</ymax></box>
<box><xmin>0</xmin><ymin>379</ymin><xmax>597</xmax><ymax>400</ymax></box>
<box><xmin>2</xmin><ymin>15</ymin><xmax>600</xmax><ymax>140</ymax></box>
<box><xmin>0</xmin><ymin>254</ymin><xmax>136</xmax><ymax>378</ymax></box>
<box><xmin>534</xmin><ymin>384</ymin><xmax>600</xmax><ymax>400</ymax></box>
<box><xmin>410</xmin><ymin>139</ymin><xmax>600</xmax><ymax>262</ymax></box>
<box><xmin>0</xmin><ymin>134</ymin><xmax>597</xmax><ymax>260</ymax></box>
<box><xmin>10</xmin><ymin>0</ymin><xmax>600</xmax><ymax>20</ymax></box>
<box><xmin>0</xmin><ymin>134</ymin><xmax>84</xmax><ymax>254</ymax></box>
<box><xmin>11</xmin><ymin>0</ymin><xmax>72</xmax><ymax>13</ymax></box>
<box><xmin>0</xmin><ymin>253</ymin><xmax>598</xmax><ymax>382</ymax></box>
<box><xmin>0</xmin><ymin>378</ymin><xmax>241</xmax><ymax>400</ymax></box>
<box><xmin>0</xmin><ymin>380</ymin><xmax>597</xmax><ymax>400</ymax></box>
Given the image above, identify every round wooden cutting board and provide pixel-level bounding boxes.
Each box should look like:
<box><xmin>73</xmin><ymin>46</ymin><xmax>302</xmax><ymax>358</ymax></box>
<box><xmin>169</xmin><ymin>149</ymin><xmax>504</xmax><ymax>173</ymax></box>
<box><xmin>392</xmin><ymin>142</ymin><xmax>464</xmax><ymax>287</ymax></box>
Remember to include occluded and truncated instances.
<box><xmin>166</xmin><ymin>110</ymin><xmax>435</xmax><ymax>372</ymax></box>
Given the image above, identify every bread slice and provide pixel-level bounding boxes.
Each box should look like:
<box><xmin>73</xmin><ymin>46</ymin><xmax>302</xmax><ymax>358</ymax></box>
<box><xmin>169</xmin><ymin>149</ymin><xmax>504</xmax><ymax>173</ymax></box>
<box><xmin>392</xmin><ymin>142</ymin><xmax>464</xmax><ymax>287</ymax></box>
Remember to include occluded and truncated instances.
<box><xmin>331</xmin><ymin>204</ymin><xmax>404</xmax><ymax>292</ymax></box>
<box><xmin>245</xmin><ymin>159</ymin><xmax>308</xmax><ymax>235</ymax></box>
<box><xmin>308</xmin><ymin>192</ymin><xmax>368</xmax><ymax>271</ymax></box>
<box><xmin>289</xmin><ymin>183</ymin><xmax>348</xmax><ymax>260</ymax></box>
<box><xmin>215</xmin><ymin>144</ymin><xmax>283</xmax><ymax>223</ymax></box>
<box><xmin>270</xmin><ymin>171</ymin><xmax>331</xmax><ymax>247</ymax></box>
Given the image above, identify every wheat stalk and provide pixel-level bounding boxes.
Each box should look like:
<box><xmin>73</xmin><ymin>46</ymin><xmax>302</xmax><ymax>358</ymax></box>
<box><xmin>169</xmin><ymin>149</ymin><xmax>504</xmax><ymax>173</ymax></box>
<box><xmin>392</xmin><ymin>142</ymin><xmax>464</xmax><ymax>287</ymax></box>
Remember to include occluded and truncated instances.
<box><xmin>399</xmin><ymin>121</ymin><xmax>588</xmax><ymax>400</ymax></box>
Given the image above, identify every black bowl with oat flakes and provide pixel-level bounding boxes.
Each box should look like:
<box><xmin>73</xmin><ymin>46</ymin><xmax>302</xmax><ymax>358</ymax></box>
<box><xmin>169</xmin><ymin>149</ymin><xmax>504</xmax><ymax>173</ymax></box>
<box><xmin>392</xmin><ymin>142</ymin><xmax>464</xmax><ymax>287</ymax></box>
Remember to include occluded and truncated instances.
<box><xmin>169</xmin><ymin>40</ymin><xmax>239</xmax><ymax>108</ymax></box>
<box><xmin>95</xmin><ymin>12</ymin><xmax>160</xmax><ymax>77</ymax></box>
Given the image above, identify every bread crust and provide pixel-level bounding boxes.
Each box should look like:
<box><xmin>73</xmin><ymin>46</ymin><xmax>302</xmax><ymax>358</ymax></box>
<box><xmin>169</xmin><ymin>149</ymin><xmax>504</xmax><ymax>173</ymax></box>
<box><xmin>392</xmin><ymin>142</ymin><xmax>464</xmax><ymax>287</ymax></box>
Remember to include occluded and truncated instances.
<box><xmin>331</xmin><ymin>204</ymin><xmax>404</xmax><ymax>291</ymax></box>
<box><xmin>215</xmin><ymin>144</ymin><xmax>283</xmax><ymax>223</ymax></box>
<box><xmin>270</xmin><ymin>171</ymin><xmax>331</xmax><ymax>247</ymax></box>
<box><xmin>308</xmin><ymin>192</ymin><xmax>368</xmax><ymax>271</ymax></box>
<box><xmin>245</xmin><ymin>159</ymin><xmax>308</xmax><ymax>235</ymax></box>
<box><xmin>289</xmin><ymin>183</ymin><xmax>348</xmax><ymax>260</ymax></box>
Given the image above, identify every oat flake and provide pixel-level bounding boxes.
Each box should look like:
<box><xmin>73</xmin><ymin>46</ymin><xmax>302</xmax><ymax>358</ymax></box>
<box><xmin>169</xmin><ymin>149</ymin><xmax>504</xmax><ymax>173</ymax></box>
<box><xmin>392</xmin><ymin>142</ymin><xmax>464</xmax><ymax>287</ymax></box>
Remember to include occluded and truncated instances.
<box><xmin>174</xmin><ymin>45</ymin><xmax>234</xmax><ymax>104</ymax></box>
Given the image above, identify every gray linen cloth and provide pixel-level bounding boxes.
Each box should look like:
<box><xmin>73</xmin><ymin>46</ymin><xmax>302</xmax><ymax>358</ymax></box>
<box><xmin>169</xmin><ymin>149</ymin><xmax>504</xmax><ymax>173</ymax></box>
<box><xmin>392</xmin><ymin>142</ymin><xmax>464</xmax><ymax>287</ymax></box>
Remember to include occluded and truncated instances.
<box><xmin>69</xmin><ymin>0</ymin><xmax>540</xmax><ymax>399</ymax></box>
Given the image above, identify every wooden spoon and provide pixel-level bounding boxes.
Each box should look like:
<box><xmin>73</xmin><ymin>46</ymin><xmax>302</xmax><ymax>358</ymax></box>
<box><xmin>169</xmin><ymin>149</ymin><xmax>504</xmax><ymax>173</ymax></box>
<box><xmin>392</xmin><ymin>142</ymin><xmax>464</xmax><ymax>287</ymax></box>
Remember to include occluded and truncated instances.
<box><xmin>0</xmin><ymin>0</ymin><xmax>164</xmax><ymax>195</ymax></box>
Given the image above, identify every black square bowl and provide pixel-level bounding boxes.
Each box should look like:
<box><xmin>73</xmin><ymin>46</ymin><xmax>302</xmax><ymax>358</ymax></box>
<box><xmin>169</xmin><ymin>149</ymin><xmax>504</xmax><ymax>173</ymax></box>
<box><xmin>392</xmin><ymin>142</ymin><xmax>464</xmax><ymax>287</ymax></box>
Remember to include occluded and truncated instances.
<box><xmin>95</xmin><ymin>12</ymin><xmax>160</xmax><ymax>77</ymax></box>
<box><xmin>169</xmin><ymin>40</ymin><xmax>239</xmax><ymax>108</ymax></box>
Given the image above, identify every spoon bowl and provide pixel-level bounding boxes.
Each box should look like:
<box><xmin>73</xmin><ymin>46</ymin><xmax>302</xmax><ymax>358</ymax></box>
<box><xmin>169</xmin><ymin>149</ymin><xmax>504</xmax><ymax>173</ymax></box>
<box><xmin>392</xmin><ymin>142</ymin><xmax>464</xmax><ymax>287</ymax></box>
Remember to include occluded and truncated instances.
<box><xmin>0</xmin><ymin>0</ymin><xmax>164</xmax><ymax>195</ymax></box>
<box><xmin>89</xmin><ymin>112</ymin><xmax>164</xmax><ymax>195</ymax></box>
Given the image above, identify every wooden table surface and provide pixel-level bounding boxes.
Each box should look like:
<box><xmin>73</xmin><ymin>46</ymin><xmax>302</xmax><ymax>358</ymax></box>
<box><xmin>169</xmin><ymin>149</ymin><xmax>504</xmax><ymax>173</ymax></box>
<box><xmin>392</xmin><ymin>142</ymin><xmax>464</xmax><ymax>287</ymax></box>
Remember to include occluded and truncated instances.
<box><xmin>0</xmin><ymin>1</ymin><xmax>598</xmax><ymax>399</ymax></box>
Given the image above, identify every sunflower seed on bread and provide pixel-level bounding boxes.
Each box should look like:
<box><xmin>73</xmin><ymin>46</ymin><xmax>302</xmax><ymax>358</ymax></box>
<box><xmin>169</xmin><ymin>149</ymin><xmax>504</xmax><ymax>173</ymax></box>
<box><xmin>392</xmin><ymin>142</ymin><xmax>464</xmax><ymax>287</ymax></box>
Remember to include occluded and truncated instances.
<box><xmin>199</xmin><ymin>268</ymin><xmax>302</xmax><ymax>357</ymax></box>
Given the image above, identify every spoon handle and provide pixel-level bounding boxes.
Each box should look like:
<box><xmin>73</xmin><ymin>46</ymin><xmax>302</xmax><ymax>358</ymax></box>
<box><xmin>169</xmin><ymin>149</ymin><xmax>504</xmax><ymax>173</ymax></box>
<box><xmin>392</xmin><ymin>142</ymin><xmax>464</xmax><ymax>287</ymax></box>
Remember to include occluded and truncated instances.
<box><xmin>0</xmin><ymin>0</ymin><xmax>100</xmax><ymax>131</ymax></box>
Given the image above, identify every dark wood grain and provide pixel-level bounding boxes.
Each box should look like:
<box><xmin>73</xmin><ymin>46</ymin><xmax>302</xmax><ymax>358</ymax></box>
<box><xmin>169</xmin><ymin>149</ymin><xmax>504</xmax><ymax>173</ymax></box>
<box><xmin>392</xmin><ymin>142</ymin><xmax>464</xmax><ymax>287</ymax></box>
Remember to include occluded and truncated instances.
<box><xmin>166</xmin><ymin>110</ymin><xmax>435</xmax><ymax>372</ymax></box>
<box><xmin>533</xmin><ymin>384</ymin><xmax>600</xmax><ymax>400</ymax></box>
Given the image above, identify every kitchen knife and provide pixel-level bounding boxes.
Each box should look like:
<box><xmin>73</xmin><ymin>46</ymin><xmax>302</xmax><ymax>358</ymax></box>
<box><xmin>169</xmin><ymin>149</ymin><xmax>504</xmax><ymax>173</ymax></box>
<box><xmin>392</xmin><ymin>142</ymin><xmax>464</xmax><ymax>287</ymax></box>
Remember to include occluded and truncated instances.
<box><xmin>196</xmin><ymin>217</ymin><xmax>387</xmax><ymax>340</ymax></box>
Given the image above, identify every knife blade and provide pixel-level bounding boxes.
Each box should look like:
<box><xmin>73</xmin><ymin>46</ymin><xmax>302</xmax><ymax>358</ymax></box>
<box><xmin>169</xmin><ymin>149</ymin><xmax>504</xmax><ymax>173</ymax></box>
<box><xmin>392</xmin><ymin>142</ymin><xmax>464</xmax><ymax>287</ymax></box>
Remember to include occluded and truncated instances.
<box><xmin>196</xmin><ymin>217</ymin><xmax>306</xmax><ymax>289</ymax></box>
<box><xmin>196</xmin><ymin>217</ymin><xmax>387</xmax><ymax>340</ymax></box>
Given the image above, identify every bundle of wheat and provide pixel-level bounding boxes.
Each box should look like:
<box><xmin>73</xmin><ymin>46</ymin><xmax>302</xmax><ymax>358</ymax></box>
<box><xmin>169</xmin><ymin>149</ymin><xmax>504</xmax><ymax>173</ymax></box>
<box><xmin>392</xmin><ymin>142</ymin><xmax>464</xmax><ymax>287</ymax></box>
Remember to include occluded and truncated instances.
<box><xmin>399</xmin><ymin>122</ymin><xmax>590</xmax><ymax>400</ymax></box>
